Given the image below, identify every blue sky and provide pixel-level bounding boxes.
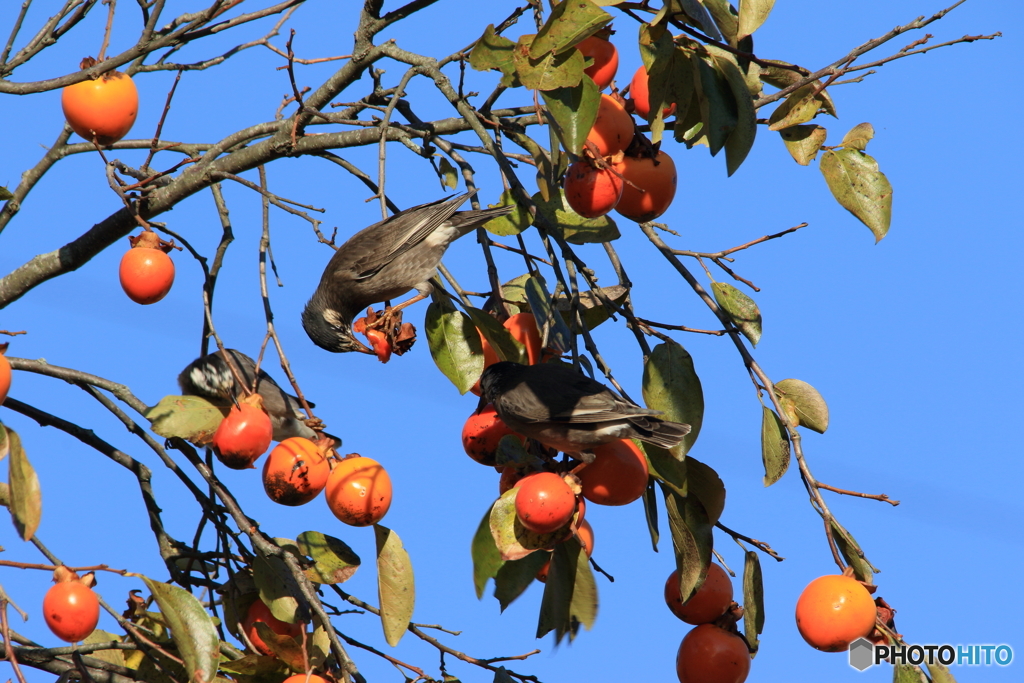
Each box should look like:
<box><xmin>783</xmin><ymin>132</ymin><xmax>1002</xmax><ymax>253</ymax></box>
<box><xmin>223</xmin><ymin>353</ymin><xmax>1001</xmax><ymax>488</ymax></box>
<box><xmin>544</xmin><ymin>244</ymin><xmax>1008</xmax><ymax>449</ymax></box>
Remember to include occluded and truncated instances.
<box><xmin>1</xmin><ymin>1</ymin><xmax>1021</xmax><ymax>682</ymax></box>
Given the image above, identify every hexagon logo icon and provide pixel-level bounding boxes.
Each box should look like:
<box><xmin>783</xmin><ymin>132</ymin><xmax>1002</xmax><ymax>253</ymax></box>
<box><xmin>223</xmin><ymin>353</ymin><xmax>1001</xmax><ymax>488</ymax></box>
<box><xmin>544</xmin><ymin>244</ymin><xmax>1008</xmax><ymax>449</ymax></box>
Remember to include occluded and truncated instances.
<box><xmin>849</xmin><ymin>637</ymin><xmax>875</xmax><ymax>671</ymax></box>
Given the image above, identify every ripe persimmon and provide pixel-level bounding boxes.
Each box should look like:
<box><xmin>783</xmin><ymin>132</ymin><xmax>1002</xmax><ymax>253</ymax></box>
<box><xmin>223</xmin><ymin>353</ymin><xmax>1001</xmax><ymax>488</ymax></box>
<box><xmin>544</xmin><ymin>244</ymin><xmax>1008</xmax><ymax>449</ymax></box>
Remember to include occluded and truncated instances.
<box><xmin>503</xmin><ymin>312</ymin><xmax>542</xmax><ymax>365</ymax></box>
<box><xmin>578</xmin><ymin>35</ymin><xmax>618</xmax><ymax>90</ymax></box>
<box><xmin>665</xmin><ymin>563</ymin><xmax>734</xmax><ymax>625</ymax></box>
<box><xmin>676</xmin><ymin>624</ymin><xmax>750</xmax><ymax>683</ymax></box>
<box><xmin>578</xmin><ymin>439</ymin><xmax>649</xmax><ymax>505</ymax></box>
<box><xmin>462</xmin><ymin>405</ymin><xmax>523</xmax><ymax>466</ymax></box>
<box><xmin>282</xmin><ymin>676</ymin><xmax>328</xmax><ymax>683</ymax></box>
<box><xmin>61</xmin><ymin>67</ymin><xmax>138</xmax><ymax>145</ymax></box>
<box><xmin>629</xmin><ymin>65</ymin><xmax>677</xmax><ymax>120</ymax></box>
<box><xmin>325</xmin><ymin>455</ymin><xmax>392</xmax><ymax>526</ymax></box>
<box><xmin>365</xmin><ymin>329</ymin><xmax>392</xmax><ymax>363</ymax></box>
<box><xmin>795</xmin><ymin>574</ymin><xmax>877</xmax><ymax>652</ymax></box>
<box><xmin>514</xmin><ymin>472</ymin><xmax>576</xmax><ymax>533</ymax></box>
<box><xmin>262</xmin><ymin>437</ymin><xmax>330</xmax><ymax>506</ymax></box>
<box><xmin>119</xmin><ymin>234</ymin><xmax>175</xmax><ymax>305</ymax></box>
<box><xmin>586</xmin><ymin>94</ymin><xmax>634</xmax><ymax>157</ymax></box>
<box><xmin>564</xmin><ymin>160</ymin><xmax>624</xmax><ymax>218</ymax></box>
<box><xmin>43</xmin><ymin>578</ymin><xmax>100</xmax><ymax>643</ymax></box>
<box><xmin>211</xmin><ymin>395</ymin><xmax>273</xmax><ymax>470</ymax></box>
<box><xmin>241</xmin><ymin>598</ymin><xmax>304</xmax><ymax>656</ymax></box>
<box><xmin>0</xmin><ymin>351</ymin><xmax>10</xmax><ymax>405</ymax></box>
<box><xmin>613</xmin><ymin>151</ymin><xmax>677</xmax><ymax>223</ymax></box>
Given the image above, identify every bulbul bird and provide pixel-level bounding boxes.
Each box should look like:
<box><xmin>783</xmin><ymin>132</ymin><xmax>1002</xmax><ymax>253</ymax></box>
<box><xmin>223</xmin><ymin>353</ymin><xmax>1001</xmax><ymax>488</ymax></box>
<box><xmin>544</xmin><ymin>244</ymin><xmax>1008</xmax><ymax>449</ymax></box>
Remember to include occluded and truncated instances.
<box><xmin>480</xmin><ymin>361</ymin><xmax>691</xmax><ymax>460</ymax></box>
<box><xmin>178</xmin><ymin>349</ymin><xmax>323</xmax><ymax>443</ymax></box>
<box><xmin>302</xmin><ymin>192</ymin><xmax>513</xmax><ymax>353</ymax></box>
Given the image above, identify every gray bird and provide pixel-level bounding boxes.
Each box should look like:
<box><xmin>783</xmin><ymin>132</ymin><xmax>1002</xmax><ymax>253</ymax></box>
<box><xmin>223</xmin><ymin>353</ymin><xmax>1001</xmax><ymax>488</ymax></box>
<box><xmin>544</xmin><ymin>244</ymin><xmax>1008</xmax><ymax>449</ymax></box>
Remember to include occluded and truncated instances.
<box><xmin>178</xmin><ymin>349</ymin><xmax>323</xmax><ymax>443</ymax></box>
<box><xmin>302</xmin><ymin>192</ymin><xmax>513</xmax><ymax>354</ymax></box>
<box><xmin>480</xmin><ymin>361</ymin><xmax>691</xmax><ymax>459</ymax></box>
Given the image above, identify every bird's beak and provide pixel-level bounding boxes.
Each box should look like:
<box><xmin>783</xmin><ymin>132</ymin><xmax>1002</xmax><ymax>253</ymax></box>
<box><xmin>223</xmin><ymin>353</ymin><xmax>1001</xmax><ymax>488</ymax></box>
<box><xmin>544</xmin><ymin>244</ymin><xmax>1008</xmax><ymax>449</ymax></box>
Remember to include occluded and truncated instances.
<box><xmin>474</xmin><ymin>392</ymin><xmax>488</xmax><ymax>415</ymax></box>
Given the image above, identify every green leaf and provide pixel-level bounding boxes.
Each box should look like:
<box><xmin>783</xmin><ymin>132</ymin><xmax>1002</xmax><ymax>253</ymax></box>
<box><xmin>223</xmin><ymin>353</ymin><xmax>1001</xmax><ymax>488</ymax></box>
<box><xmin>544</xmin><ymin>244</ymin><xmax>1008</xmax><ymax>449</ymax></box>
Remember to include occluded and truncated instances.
<box><xmin>707</xmin><ymin>46</ymin><xmax>757</xmax><ymax>175</ymax></box>
<box><xmin>738</xmin><ymin>0</ymin><xmax>775</xmax><ymax>38</ymax></box>
<box><xmin>830</xmin><ymin>520</ymin><xmax>876</xmax><ymax>583</ymax></box>
<box><xmin>554</xmin><ymin>285</ymin><xmax>628</xmax><ymax>333</ymax></box>
<box><xmin>0</xmin><ymin>421</ymin><xmax>8</xmax><ymax>462</ymax></box>
<box><xmin>145</xmin><ymin>395</ymin><xmax>227</xmax><ymax>446</ymax></box>
<box><xmin>767</xmin><ymin>83</ymin><xmax>823</xmax><ymax>131</ymax></box>
<box><xmin>296</xmin><ymin>531</ymin><xmax>361</xmax><ymax>584</ymax></box>
<box><xmin>774</xmin><ymin>379</ymin><xmax>829</xmax><ymax>434</ymax></box>
<box><xmin>251</xmin><ymin>621</ymin><xmax>304</xmax><ymax>671</ymax></box>
<box><xmin>7</xmin><ymin>428</ymin><xmax>40</xmax><ymax>541</ymax></box>
<box><xmin>0</xmin><ymin>482</ymin><xmax>9</xmax><ymax>507</ymax></box>
<box><xmin>81</xmin><ymin>630</ymin><xmax>127</xmax><ymax>668</ymax></box>
<box><xmin>375</xmin><ymin>524</ymin><xmax>415</xmax><ymax>647</ymax></box>
<box><xmin>536</xmin><ymin>542</ymin><xmax>597</xmax><ymax>643</ymax></box>
<box><xmin>489</xmin><ymin>488</ymin><xmax>565</xmax><ymax>561</ymax></box>
<box><xmin>437</xmin><ymin>157</ymin><xmax>458</xmax><ymax>189</ymax></box>
<box><xmin>780</xmin><ymin>124</ymin><xmax>826</xmax><ymax>165</ymax></box>
<box><xmin>252</xmin><ymin>550</ymin><xmax>303</xmax><ymax>624</ymax></box>
<box><xmin>308</xmin><ymin>623</ymin><xmax>331</xmax><ymax>673</ymax></box>
<box><xmin>218</xmin><ymin>653</ymin><xmax>291</xmax><ymax>679</ymax></box>
<box><xmin>842</xmin><ymin>121</ymin><xmax>875</xmax><ymax>151</ymax></box>
<box><xmin>513</xmin><ymin>35</ymin><xmax>585</xmax><ymax>91</ymax></box>
<box><xmin>638</xmin><ymin>26</ymin><xmax>695</xmax><ymax>144</ymax></box>
<box><xmin>662</xmin><ymin>487</ymin><xmax>713</xmax><ymax>603</ymax></box>
<box><xmin>925</xmin><ymin>662</ymin><xmax>959</xmax><ymax>683</ymax></box>
<box><xmin>523</xmin><ymin>274</ymin><xmax>573</xmax><ymax>356</ymax></box>
<box><xmin>642</xmin><ymin>341</ymin><xmax>704</xmax><ymax>457</ymax></box>
<box><xmin>469</xmin><ymin>25</ymin><xmax>516</xmax><ymax>75</ymax></box>
<box><xmin>532</xmin><ymin>189</ymin><xmax>621</xmax><ymax>244</ymax></box>
<box><xmin>742</xmin><ymin>551</ymin><xmax>764</xmax><ymax>655</ymax></box>
<box><xmin>530</xmin><ymin>0</ymin><xmax>612</xmax><ymax>58</ymax></box>
<box><xmin>759</xmin><ymin>60</ymin><xmax>837</xmax><ymax>118</ymax></box>
<box><xmin>712</xmin><ymin>282</ymin><xmax>762</xmax><ymax>346</ymax></box>
<box><xmin>641</xmin><ymin>481</ymin><xmax>660</xmax><ymax>551</ymax></box>
<box><xmin>693</xmin><ymin>53</ymin><xmax>734</xmax><ymax>156</ymax></box>
<box><xmin>500</xmin><ymin>274</ymin><xmax>532</xmax><ymax>315</ymax></box>
<box><xmin>760</xmin><ymin>406</ymin><xmax>790</xmax><ymax>486</ymax></box>
<box><xmin>484</xmin><ymin>190</ymin><xmax>532</xmax><ymax>237</ymax></box>
<box><xmin>137</xmin><ymin>575</ymin><xmax>220</xmax><ymax>683</ymax></box>
<box><xmin>494</xmin><ymin>551</ymin><xmax>549</xmax><ymax>612</ymax></box>
<box><xmin>820</xmin><ymin>147</ymin><xmax>892</xmax><ymax>242</ymax></box>
<box><xmin>687</xmin><ymin>456</ymin><xmax>726</xmax><ymax>525</ymax></box>
<box><xmin>471</xmin><ymin>507</ymin><xmax>505</xmax><ymax>599</ymax></box>
<box><xmin>659</xmin><ymin>0</ymin><xmax>723</xmax><ymax>42</ymax></box>
<box><xmin>702</xmin><ymin>0</ymin><xmax>739</xmax><ymax>45</ymax></box>
<box><xmin>425</xmin><ymin>300</ymin><xmax>485</xmax><ymax>394</ymax></box>
<box><xmin>0</xmin><ymin>187</ymin><xmax>13</xmax><ymax>201</ymax></box>
<box><xmin>893</xmin><ymin>663</ymin><xmax>924</xmax><ymax>683</ymax></box>
<box><xmin>493</xmin><ymin>668</ymin><xmax>517</xmax><ymax>683</ymax></box>
<box><xmin>541</xmin><ymin>76</ymin><xmax>600</xmax><ymax>155</ymax></box>
<box><xmin>465</xmin><ymin>306</ymin><xmax>527</xmax><ymax>364</ymax></box>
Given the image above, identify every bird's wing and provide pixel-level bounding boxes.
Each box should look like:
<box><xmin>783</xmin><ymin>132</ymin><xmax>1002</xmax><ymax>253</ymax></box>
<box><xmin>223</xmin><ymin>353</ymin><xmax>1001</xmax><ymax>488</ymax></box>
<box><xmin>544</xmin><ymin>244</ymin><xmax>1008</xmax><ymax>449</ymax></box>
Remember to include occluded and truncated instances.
<box><xmin>344</xmin><ymin>193</ymin><xmax>473</xmax><ymax>280</ymax></box>
<box><xmin>500</xmin><ymin>366</ymin><xmax>660</xmax><ymax>424</ymax></box>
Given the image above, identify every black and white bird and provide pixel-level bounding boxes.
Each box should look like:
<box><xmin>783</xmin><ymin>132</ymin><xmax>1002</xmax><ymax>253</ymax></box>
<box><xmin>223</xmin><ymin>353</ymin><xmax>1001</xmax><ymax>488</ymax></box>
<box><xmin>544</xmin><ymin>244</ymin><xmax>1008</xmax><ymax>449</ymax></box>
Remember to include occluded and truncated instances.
<box><xmin>480</xmin><ymin>361</ymin><xmax>691</xmax><ymax>459</ymax></box>
<box><xmin>302</xmin><ymin>192</ymin><xmax>513</xmax><ymax>354</ymax></box>
<box><xmin>178</xmin><ymin>349</ymin><xmax>321</xmax><ymax>443</ymax></box>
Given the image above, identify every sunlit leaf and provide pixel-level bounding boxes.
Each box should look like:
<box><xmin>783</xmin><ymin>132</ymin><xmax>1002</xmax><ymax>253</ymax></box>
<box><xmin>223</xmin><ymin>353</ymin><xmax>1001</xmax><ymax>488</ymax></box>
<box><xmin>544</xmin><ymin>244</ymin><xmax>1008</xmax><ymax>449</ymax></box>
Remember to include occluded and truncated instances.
<box><xmin>738</xmin><ymin>0</ymin><xmax>775</xmax><ymax>38</ymax></box>
<box><xmin>760</xmin><ymin>406</ymin><xmax>790</xmax><ymax>486</ymax></box>
<box><xmin>742</xmin><ymin>551</ymin><xmax>764</xmax><ymax>655</ymax></box>
<box><xmin>774</xmin><ymin>378</ymin><xmax>829</xmax><ymax>434</ymax></box>
<box><xmin>484</xmin><ymin>190</ymin><xmax>531</xmax><ymax>237</ymax></box>
<box><xmin>425</xmin><ymin>300</ymin><xmax>485</xmax><ymax>394</ymax></box>
<box><xmin>375</xmin><ymin>524</ymin><xmax>415</xmax><ymax>647</ymax></box>
<box><xmin>642</xmin><ymin>341</ymin><xmax>704</xmax><ymax>457</ymax></box>
<box><xmin>471</xmin><ymin>507</ymin><xmax>504</xmax><ymax>599</ymax></box>
<box><xmin>712</xmin><ymin>282</ymin><xmax>762</xmax><ymax>346</ymax></box>
<box><xmin>469</xmin><ymin>25</ymin><xmax>516</xmax><ymax>79</ymax></box>
<box><xmin>687</xmin><ymin>456</ymin><xmax>726</xmax><ymax>525</ymax></box>
<box><xmin>707</xmin><ymin>46</ymin><xmax>757</xmax><ymax>175</ymax></box>
<box><xmin>530</xmin><ymin>0</ymin><xmax>611</xmax><ymax>58</ymax></box>
<box><xmin>532</xmin><ymin>189</ymin><xmax>621</xmax><ymax>244</ymax></box>
<box><xmin>842</xmin><ymin>121</ymin><xmax>875</xmax><ymax>151</ymax></box>
<box><xmin>663</xmin><ymin>487</ymin><xmax>713</xmax><ymax>603</ymax></box>
<box><xmin>145</xmin><ymin>395</ymin><xmax>227</xmax><ymax>446</ymax></box>
<box><xmin>7</xmin><ymin>428</ymin><xmax>40</xmax><ymax>541</ymax></box>
<box><xmin>0</xmin><ymin>422</ymin><xmax>8</xmax><ymax>461</ymax></box>
<box><xmin>831</xmin><ymin>520</ymin><xmax>876</xmax><ymax>583</ymax></box>
<box><xmin>702</xmin><ymin>0</ymin><xmax>738</xmax><ymax>45</ymax></box>
<box><xmin>138</xmin><ymin>575</ymin><xmax>219</xmax><ymax>683</ymax></box>
<box><xmin>252</xmin><ymin>550</ymin><xmax>302</xmax><ymax>624</ymax></box>
<box><xmin>513</xmin><ymin>35</ymin><xmax>584</xmax><ymax>91</ymax></box>
<box><xmin>494</xmin><ymin>551</ymin><xmax>549</xmax><ymax>612</ymax></box>
<box><xmin>759</xmin><ymin>59</ymin><xmax>837</xmax><ymax>118</ymax></box>
<box><xmin>252</xmin><ymin>621</ymin><xmax>304</xmax><ymax>671</ymax></box>
<box><xmin>541</xmin><ymin>76</ymin><xmax>600</xmax><ymax>155</ymax></box>
<box><xmin>554</xmin><ymin>285</ymin><xmax>628</xmax><ymax>333</ymax></box>
<box><xmin>767</xmin><ymin>83</ymin><xmax>823</xmax><ymax>131</ymax></box>
<box><xmin>926</xmin><ymin>661</ymin><xmax>959</xmax><ymax>683</ymax></box>
<box><xmin>437</xmin><ymin>157</ymin><xmax>458</xmax><ymax>189</ymax></box>
<box><xmin>523</xmin><ymin>274</ymin><xmax>573</xmax><ymax>356</ymax></box>
<box><xmin>780</xmin><ymin>124</ymin><xmax>827</xmax><ymax>165</ymax></box>
<box><xmin>296</xmin><ymin>531</ymin><xmax>361</xmax><ymax>584</ymax></box>
<box><xmin>0</xmin><ymin>187</ymin><xmax>13</xmax><ymax>201</ymax></box>
<box><xmin>489</xmin><ymin>488</ymin><xmax>564</xmax><ymax>561</ymax></box>
<box><xmin>81</xmin><ymin>630</ymin><xmax>127</xmax><ymax>668</ymax></box>
<box><xmin>820</xmin><ymin>146</ymin><xmax>892</xmax><ymax>242</ymax></box>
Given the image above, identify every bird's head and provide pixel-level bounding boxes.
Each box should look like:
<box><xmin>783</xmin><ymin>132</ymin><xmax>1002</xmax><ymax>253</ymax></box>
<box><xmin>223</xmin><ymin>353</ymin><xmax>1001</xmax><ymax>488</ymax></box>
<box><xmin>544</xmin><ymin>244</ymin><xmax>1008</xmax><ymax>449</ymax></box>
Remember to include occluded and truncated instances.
<box><xmin>301</xmin><ymin>302</ymin><xmax>373</xmax><ymax>354</ymax></box>
<box><xmin>479</xmin><ymin>361</ymin><xmax>522</xmax><ymax>404</ymax></box>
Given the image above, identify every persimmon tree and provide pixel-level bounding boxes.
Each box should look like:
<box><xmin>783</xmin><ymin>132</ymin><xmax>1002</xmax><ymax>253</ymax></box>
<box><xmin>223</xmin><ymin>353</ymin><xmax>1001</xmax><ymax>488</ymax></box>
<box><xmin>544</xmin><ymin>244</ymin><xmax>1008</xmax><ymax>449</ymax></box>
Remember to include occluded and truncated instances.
<box><xmin>0</xmin><ymin>2</ymin><xmax>999</xmax><ymax>683</ymax></box>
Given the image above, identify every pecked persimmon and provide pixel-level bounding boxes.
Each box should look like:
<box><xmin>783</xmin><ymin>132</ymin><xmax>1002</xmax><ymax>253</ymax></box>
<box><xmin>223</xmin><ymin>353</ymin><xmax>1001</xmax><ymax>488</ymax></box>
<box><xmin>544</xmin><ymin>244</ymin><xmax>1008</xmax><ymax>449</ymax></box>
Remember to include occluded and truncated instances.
<box><xmin>578</xmin><ymin>439</ymin><xmax>649</xmax><ymax>506</ymax></box>
<box><xmin>325</xmin><ymin>455</ymin><xmax>392</xmax><ymax>526</ymax></box>
<box><xmin>629</xmin><ymin>65</ymin><xmax>677</xmax><ymax>120</ymax></box>
<box><xmin>514</xmin><ymin>472</ymin><xmax>576</xmax><ymax>534</ymax></box>
<box><xmin>262</xmin><ymin>437</ymin><xmax>331</xmax><ymax>506</ymax></box>
<box><xmin>241</xmin><ymin>598</ymin><xmax>304</xmax><ymax>656</ymax></box>
<box><xmin>586</xmin><ymin>94</ymin><xmax>634</xmax><ymax>157</ymax></box>
<box><xmin>43</xmin><ymin>575</ymin><xmax>100</xmax><ymax>643</ymax></box>
<box><xmin>613</xmin><ymin>151</ymin><xmax>677</xmax><ymax>223</ymax></box>
<box><xmin>577</xmin><ymin>35</ymin><xmax>618</xmax><ymax>90</ymax></box>
<box><xmin>665</xmin><ymin>563</ymin><xmax>734</xmax><ymax>625</ymax></box>
<box><xmin>211</xmin><ymin>395</ymin><xmax>273</xmax><ymax>469</ymax></box>
<box><xmin>462</xmin><ymin>405</ymin><xmax>523</xmax><ymax>466</ymax></box>
<box><xmin>564</xmin><ymin>160</ymin><xmax>624</xmax><ymax>218</ymax></box>
<box><xmin>119</xmin><ymin>232</ymin><xmax>175</xmax><ymax>305</ymax></box>
<box><xmin>61</xmin><ymin>65</ymin><xmax>138</xmax><ymax>145</ymax></box>
<box><xmin>795</xmin><ymin>574</ymin><xmax>877</xmax><ymax>652</ymax></box>
<box><xmin>365</xmin><ymin>329</ymin><xmax>392</xmax><ymax>363</ymax></box>
<box><xmin>676</xmin><ymin>624</ymin><xmax>751</xmax><ymax>683</ymax></box>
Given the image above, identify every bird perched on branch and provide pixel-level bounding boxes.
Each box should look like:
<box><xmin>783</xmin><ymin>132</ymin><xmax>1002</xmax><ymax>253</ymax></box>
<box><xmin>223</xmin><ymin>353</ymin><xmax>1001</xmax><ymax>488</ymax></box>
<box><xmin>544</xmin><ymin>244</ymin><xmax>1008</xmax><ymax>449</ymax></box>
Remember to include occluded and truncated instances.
<box><xmin>178</xmin><ymin>349</ymin><xmax>324</xmax><ymax>443</ymax></box>
<box><xmin>302</xmin><ymin>192</ymin><xmax>513</xmax><ymax>354</ymax></box>
<box><xmin>480</xmin><ymin>361</ymin><xmax>691</xmax><ymax>461</ymax></box>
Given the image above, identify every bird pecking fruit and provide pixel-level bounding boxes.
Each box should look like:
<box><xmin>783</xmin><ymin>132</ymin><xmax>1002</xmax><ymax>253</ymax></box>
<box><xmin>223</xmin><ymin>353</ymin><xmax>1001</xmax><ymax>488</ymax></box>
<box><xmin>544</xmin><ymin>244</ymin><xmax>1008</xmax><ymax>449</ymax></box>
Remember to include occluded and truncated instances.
<box><xmin>513</xmin><ymin>471</ymin><xmax>577</xmax><ymax>534</ymax></box>
<box><xmin>61</xmin><ymin>60</ymin><xmax>138</xmax><ymax>145</ymax></box>
<box><xmin>325</xmin><ymin>455</ymin><xmax>392</xmax><ymax>526</ymax></box>
<box><xmin>665</xmin><ymin>563</ymin><xmax>734</xmax><ymax>625</ymax></box>
<box><xmin>263</xmin><ymin>437</ymin><xmax>331</xmax><ymax>506</ymax></box>
<box><xmin>119</xmin><ymin>231</ymin><xmax>175</xmax><ymax>305</ymax></box>
<box><xmin>42</xmin><ymin>568</ymin><xmax>100</xmax><ymax>643</ymax></box>
<box><xmin>211</xmin><ymin>394</ymin><xmax>273</xmax><ymax>469</ymax></box>
<box><xmin>795</xmin><ymin>574</ymin><xmax>877</xmax><ymax>652</ymax></box>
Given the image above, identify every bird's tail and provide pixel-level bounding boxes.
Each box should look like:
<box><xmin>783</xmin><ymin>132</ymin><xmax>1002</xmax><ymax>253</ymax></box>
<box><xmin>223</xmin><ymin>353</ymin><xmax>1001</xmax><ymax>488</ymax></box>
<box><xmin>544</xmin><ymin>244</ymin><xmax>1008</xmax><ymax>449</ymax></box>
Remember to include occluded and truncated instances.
<box><xmin>448</xmin><ymin>202</ymin><xmax>515</xmax><ymax>237</ymax></box>
<box><xmin>632</xmin><ymin>417</ymin><xmax>692</xmax><ymax>449</ymax></box>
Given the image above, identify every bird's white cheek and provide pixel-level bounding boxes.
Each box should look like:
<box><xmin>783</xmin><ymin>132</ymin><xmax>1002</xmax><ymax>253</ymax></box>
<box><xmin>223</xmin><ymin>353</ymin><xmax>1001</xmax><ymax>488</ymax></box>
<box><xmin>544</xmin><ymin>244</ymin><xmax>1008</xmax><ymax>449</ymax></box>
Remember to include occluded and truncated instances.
<box><xmin>323</xmin><ymin>308</ymin><xmax>343</xmax><ymax>327</ymax></box>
